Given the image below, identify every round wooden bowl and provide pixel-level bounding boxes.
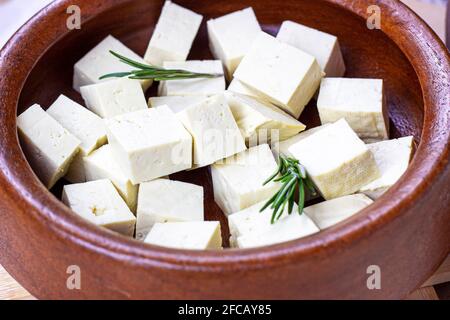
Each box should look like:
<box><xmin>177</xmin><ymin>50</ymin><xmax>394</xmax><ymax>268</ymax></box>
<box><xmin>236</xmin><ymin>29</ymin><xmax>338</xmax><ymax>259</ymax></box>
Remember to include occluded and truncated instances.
<box><xmin>0</xmin><ymin>0</ymin><xmax>448</xmax><ymax>299</ymax></box>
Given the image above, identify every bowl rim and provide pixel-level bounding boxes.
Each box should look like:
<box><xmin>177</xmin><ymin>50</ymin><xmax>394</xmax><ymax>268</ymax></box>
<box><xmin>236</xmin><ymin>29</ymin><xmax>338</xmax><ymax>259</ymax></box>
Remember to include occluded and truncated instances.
<box><xmin>0</xmin><ymin>0</ymin><xmax>448</xmax><ymax>271</ymax></box>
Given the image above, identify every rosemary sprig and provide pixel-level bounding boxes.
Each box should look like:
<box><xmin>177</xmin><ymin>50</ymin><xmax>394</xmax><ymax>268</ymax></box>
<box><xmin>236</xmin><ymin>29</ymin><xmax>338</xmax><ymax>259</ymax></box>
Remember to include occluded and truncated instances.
<box><xmin>260</xmin><ymin>154</ymin><xmax>317</xmax><ymax>224</ymax></box>
<box><xmin>99</xmin><ymin>51</ymin><xmax>223</xmax><ymax>81</ymax></box>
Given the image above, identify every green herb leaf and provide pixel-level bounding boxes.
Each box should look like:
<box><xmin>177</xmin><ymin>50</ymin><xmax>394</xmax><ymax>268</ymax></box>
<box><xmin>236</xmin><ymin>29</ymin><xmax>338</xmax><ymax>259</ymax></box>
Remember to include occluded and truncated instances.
<box><xmin>99</xmin><ymin>72</ymin><xmax>135</xmax><ymax>80</ymax></box>
<box><xmin>99</xmin><ymin>51</ymin><xmax>223</xmax><ymax>81</ymax></box>
<box><xmin>261</xmin><ymin>154</ymin><xmax>316</xmax><ymax>224</ymax></box>
<box><xmin>110</xmin><ymin>50</ymin><xmax>155</xmax><ymax>70</ymax></box>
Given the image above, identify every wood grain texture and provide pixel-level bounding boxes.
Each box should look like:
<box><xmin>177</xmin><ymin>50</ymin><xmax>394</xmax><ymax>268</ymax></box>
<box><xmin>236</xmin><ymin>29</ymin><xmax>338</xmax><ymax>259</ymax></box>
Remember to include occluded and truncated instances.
<box><xmin>0</xmin><ymin>0</ymin><xmax>448</xmax><ymax>299</ymax></box>
<box><xmin>406</xmin><ymin>286</ymin><xmax>440</xmax><ymax>300</ymax></box>
<box><xmin>0</xmin><ymin>266</ymin><xmax>35</xmax><ymax>300</ymax></box>
<box><xmin>1</xmin><ymin>261</ymin><xmax>446</xmax><ymax>300</ymax></box>
<box><xmin>423</xmin><ymin>254</ymin><xmax>450</xmax><ymax>287</ymax></box>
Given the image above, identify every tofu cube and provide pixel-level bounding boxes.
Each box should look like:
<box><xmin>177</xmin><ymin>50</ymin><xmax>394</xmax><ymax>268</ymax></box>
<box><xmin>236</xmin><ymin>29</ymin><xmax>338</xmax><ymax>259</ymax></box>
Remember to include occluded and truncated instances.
<box><xmin>136</xmin><ymin>179</ymin><xmax>204</xmax><ymax>240</ymax></box>
<box><xmin>288</xmin><ymin>119</ymin><xmax>380</xmax><ymax>200</ymax></box>
<box><xmin>158</xmin><ymin>60</ymin><xmax>225</xmax><ymax>96</ymax></box>
<box><xmin>235</xmin><ymin>208</ymin><xmax>319</xmax><ymax>249</ymax></box>
<box><xmin>271</xmin><ymin>124</ymin><xmax>330</xmax><ymax>160</ymax></box>
<box><xmin>359</xmin><ymin>136</ymin><xmax>414</xmax><ymax>199</ymax></box>
<box><xmin>80</xmin><ymin>78</ymin><xmax>148</xmax><ymax>118</ymax></box>
<box><xmin>62</xmin><ymin>179</ymin><xmax>136</xmax><ymax>236</ymax></box>
<box><xmin>144</xmin><ymin>1</ymin><xmax>202</xmax><ymax>66</ymax></box>
<box><xmin>106</xmin><ymin>106</ymin><xmax>192</xmax><ymax>184</ymax></box>
<box><xmin>270</xmin><ymin>125</ymin><xmax>332</xmax><ymax>202</ymax></box>
<box><xmin>225</xmin><ymin>92</ymin><xmax>305</xmax><ymax>143</ymax></box>
<box><xmin>73</xmin><ymin>35</ymin><xmax>152</xmax><ymax>93</ymax></box>
<box><xmin>228</xmin><ymin>78</ymin><xmax>259</xmax><ymax>99</ymax></box>
<box><xmin>277</xmin><ymin>21</ymin><xmax>346</xmax><ymax>77</ymax></box>
<box><xmin>304</xmin><ymin>194</ymin><xmax>373</xmax><ymax>229</ymax></box>
<box><xmin>207</xmin><ymin>7</ymin><xmax>261</xmax><ymax>78</ymax></box>
<box><xmin>17</xmin><ymin>104</ymin><xmax>80</xmax><ymax>189</ymax></box>
<box><xmin>227</xmin><ymin>200</ymin><xmax>285</xmax><ymax>247</ymax></box>
<box><xmin>177</xmin><ymin>94</ymin><xmax>246</xmax><ymax>168</ymax></box>
<box><xmin>317</xmin><ymin>78</ymin><xmax>389</xmax><ymax>140</ymax></box>
<box><xmin>83</xmin><ymin>145</ymin><xmax>138</xmax><ymax>212</ymax></box>
<box><xmin>47</xmin><ymin>95</ymin><xmax>107</xmax><ymax>183</ymax></box>
<box><xmin>211</xmin><ymin>144</ymin><xmax>280</xmax><ymax>215</ymax></box>
<box><xmin>148</xmin><ymin>95</ymin><xmax>209</xmax><ymax>113</ymax></box>
<box><xmin>144</xmin><ymin>221</ymin><xmax>222</xmax><ymax>250</ymax></box>
<box><xmin>234</xmin><ymin>32</ymin><xmax>323</xmax><ymax>118</ymax></box>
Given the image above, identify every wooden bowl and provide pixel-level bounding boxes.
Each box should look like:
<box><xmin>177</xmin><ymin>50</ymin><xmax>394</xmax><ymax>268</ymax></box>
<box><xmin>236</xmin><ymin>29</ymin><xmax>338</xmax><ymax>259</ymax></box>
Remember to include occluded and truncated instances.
<box><xmin>0</xmin><ymin>0</ymin><xmax>448</xmax><ymax>299</ymax></box>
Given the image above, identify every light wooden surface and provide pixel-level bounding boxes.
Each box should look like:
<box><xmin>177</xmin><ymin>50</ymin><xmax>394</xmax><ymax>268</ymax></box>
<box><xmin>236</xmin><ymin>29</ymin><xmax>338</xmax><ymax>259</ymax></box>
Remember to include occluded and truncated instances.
<box><xmin>1</xmin><ymin>255</ymin><xmax>449</xmax><ymax>300</ymax></box>
<box><xmin>0</xmin><ymin>266</ymin><xmax>35</xmax><ymax>300</ymax></box>
<box><xmin>406</xmin><ymin>286</ymin><xmax>440</xmax><ymax>300</ymax></box>
<box><xmin>422</xmin><ymin>254</ymin><xmax>450</xmax><ymax>287</ymax></box>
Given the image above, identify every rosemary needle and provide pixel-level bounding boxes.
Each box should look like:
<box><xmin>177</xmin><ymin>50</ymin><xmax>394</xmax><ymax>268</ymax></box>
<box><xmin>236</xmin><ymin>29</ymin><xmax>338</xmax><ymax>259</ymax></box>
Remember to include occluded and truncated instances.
<box><xmin>261</xmin><ymin>154</ymin><xmax>317</xmax><ymax>224</ymax></box>
<box><xmin>99</xmin><ymin>51</ymin><xmax>223</xmax><ymax>81</ymax></box>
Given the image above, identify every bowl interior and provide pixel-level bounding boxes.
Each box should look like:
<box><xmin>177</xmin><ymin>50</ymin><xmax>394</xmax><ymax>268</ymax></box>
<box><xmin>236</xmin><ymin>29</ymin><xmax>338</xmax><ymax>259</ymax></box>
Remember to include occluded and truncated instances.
<box><xmin>17</xmin><ymin>0</ymin><xmax>424</xmax><ymax>248</ymax></box>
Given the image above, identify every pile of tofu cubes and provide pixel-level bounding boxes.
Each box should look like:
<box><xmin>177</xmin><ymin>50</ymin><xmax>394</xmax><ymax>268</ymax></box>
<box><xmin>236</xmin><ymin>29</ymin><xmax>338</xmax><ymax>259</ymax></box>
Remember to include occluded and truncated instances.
<box><xmin>17</xmin><ymin>1</ymin><xmax>414</xmax><ymax>251</ymax></box>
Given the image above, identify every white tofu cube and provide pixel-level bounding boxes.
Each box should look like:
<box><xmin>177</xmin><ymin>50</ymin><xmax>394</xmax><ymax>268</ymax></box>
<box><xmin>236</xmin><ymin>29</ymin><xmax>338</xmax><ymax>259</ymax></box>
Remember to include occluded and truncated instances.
<box><xmin>225</xmin><ymin>92</ymin><xmax>305</xmax><ymax>143</ymax></box>
<box><xmin>148</xmin><ymin>95</ymin><xmax>209</xmax><ymax>113</ymax></box>
<box><xmin>73</xmin><ymin>35</ymin><xmax>152</xmax><ymax>93</ymax></box>
<box><xmin>136</xmin><ymin>179</ymin><xmax>204</xmax><ymax>240</ymax></box>
<box><xmin>80</xmin><ymin>78</ymin><xmax>148</xmax><ymax>118</ymax></box>
<box><xmin>271</xmin><ymin>124</ymin><xmax>330</xmax><ymax>160</ymax></box>
<box><xmin>288</xmin><ymin>119</ymin><xmax>380</xmax><ymax>200</ymax></box>
<box><xmin>228</xmin><ymin>200</ymin><xmax>287</xmax><ymax>247</ymax></box>
<box><xmin>234</xmin><ymin>32</ymin><xmax>323</xmax><ymax>118</ymax></box>
<box><xmin>359</xmin><ymin>136</ymin><xmax>414</xmax><ymax>199</ymax></box>
<box><xmin>304</xmin><ymin>194</ymin><xmax>373</xmax><ymax>229</ymax></box>
<box><xmin>47</xmin><ymin>95</ymin><xmax>107</xmax><ymax>183</ymax></box>
<box><xmin>207</xmin><ymin>7</ymin><xmax>261</xmax><ymax>78</ymax></box>
<box><xmin>317</xmin><ymin>78</ymin><xmax>389</xmax><ymax>140</ymax></box>
<box><xmin>46</xmin><ymin>95</ymin><xmax>106</xmax><ymax>155</ymax></box>
<box><xmin>236</xmin><ymin>210</ymin><xmax>319</xmax><ymax>249</ymax></box>
<box><xmin>211</xmin><ymin>144</ymin><xmax>280</xmax><ymax>215</ymax></box>
<box><xmin>144</xmin><ymin>221</ymin><xmax>222</xmax><ymax>250</ymax></box>
<box><xmin>17</xmin><ymin>104</ymin><xmax>80</xmax><ymax>189</ymax></box>
<box><xmin>177</xmin><ymin>94</ymin><xmax>246</xmax><ymax>168</ymax></box>
<box><xmin>158</xmin><ymin>60</ymin><xmax>225</xmax><ymax>96</ymax></box>
<box><xmin>62</xmin><ymin>179</ymin><xmax>136</xmax><ymax>236</ymax></box>
<box><xmin>277</xmin><ymin>21</ymin><xmax>345</xmax><ymax>77</ymax></box>
<box><xmin>106</xmin><ymin>106</ymin><xmax>192</xmax><ymax>184</ymax></box>
<box><xmin>144</xmin><ymin>1</ymin><xmax>202</xmax><ymax>66</ymax></box>
<box><xmin>228</xmin><ymin>79</ymin><xmax>259</xmax><ymax>99</ymax></box>
<box><xmin>83</xmin><ymin>145</ymin><xmax>138</xmax><ymax>212</ymax></box>
<box><xmin>270</xmin><ymin>125</ymin><xmax>331</xmax><ymax>202</ymax></box>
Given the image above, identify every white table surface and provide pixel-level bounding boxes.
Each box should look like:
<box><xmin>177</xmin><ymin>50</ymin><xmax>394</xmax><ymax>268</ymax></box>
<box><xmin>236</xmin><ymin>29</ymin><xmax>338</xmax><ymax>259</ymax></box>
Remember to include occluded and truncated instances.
<box><xmin>0</xmin><ymin>0</ymin><xmax>447</xmax><ymax>50</ymax></box>
<box><xmin>0</xmin><ymin>0</ymin><xmax>53</xmax><ymax>49</ymax></box>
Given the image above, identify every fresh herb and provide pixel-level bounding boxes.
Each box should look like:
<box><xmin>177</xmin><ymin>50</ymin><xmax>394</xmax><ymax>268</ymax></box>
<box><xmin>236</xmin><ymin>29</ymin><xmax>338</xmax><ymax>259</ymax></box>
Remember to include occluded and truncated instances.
<box><xmin>260</xmin><ymin>154</ymin><xmax>317</xmax><ymax>224</ymax></box>
<box><xmin>99</xmin><ymin>51</ymin><xmax>223</xmax><ymax>81</ymax></box>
